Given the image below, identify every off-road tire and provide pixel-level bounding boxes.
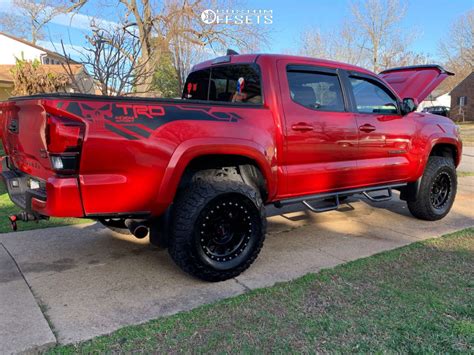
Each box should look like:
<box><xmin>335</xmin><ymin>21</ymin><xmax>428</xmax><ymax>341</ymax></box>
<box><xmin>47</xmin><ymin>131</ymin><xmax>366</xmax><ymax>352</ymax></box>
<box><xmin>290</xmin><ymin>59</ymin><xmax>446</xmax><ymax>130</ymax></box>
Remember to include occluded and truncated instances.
<box><xmin>168</xmin><ymin>179</ymin><xmax>266</xmax><ymax>282</ymax></box>
<box><xmin>407</xmin><ymin>156</ymin><xmax>457</xmax><ymax>221</ymax></box>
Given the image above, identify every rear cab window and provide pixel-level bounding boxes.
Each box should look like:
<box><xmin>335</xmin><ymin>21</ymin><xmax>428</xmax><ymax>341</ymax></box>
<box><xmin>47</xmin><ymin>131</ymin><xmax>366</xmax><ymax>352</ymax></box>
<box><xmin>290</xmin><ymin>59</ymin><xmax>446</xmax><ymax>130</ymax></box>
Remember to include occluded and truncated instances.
<box><xmin>183</xmin><ymin>64</ymin><xmax>262</xmax><ymax>104</ymax></box>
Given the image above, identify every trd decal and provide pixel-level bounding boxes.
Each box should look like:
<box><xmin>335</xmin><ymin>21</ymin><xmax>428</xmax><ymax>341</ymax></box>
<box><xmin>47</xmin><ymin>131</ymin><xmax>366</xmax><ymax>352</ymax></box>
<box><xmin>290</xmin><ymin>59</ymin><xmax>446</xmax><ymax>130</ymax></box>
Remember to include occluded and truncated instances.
<box><xmin>58</xmin><ymin>101</ymin><xmax>243</xmax><ymax>140</ymax></box>
<box><xmin>115</xmin><ymin>104</ymin><xmax>165</xmax><ymax>121</ymax></box>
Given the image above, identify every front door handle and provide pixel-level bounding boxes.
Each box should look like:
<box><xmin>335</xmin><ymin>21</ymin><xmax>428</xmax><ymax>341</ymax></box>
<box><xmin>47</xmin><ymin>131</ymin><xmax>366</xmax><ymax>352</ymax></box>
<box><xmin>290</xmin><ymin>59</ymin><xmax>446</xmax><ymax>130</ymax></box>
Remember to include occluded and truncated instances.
<box><xmin>292</xmin><ymin>122</ymin><xmax>314</xmax><ymax>132</ymax></box>
<box><xmin>359</xmin><ymin>124</ymin><xmax>376</xmax><ymax>133</ymax></box>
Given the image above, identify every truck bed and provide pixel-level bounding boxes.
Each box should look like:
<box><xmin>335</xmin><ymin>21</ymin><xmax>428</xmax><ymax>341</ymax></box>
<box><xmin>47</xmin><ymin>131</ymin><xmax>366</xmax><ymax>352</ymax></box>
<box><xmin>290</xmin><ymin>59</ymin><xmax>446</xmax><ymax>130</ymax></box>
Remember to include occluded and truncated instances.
<box><xmin>0</xmin><ymin>93</ymin><xmax>274</xmax><ymax>218</ymax></box>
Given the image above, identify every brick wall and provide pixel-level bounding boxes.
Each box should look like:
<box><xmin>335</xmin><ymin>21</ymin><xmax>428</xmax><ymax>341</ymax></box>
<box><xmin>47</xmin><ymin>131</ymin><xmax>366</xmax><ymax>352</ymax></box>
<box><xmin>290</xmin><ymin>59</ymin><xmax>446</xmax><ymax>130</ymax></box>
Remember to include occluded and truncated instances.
<box><xmin>450</xmin><ymin>72</ymin><xmax>474</xmax><ymax>122</ymax></box>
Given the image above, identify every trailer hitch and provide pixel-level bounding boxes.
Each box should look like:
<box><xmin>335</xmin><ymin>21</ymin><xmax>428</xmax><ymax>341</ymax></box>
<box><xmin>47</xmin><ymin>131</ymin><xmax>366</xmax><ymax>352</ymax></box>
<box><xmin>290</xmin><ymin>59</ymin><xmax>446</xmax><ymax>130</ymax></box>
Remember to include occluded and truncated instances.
<box><xmin>8</xmin><ymin>212</ymin><xmax>41</xmax><ymax>231</ymax></box>
<box><xmin>8</xmin><ymin>215</ymin><xmax>18</xmax><ymax>231</ymax></box>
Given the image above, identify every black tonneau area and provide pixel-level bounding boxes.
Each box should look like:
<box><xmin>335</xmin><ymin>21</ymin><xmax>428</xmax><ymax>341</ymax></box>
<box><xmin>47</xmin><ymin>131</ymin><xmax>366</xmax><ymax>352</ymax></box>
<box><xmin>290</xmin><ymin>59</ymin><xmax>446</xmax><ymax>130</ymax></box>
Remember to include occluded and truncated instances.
<box><xmin>8</xmin><ymin>93</ymin><xmax>263</xmax><ymax>108</ymax></box>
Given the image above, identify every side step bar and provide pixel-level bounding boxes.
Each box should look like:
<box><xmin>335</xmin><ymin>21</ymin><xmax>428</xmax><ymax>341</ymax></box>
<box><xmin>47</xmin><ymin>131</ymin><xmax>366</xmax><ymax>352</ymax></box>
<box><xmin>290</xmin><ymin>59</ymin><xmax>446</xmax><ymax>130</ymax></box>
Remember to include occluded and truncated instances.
<box><xmin>302</xmin><ymin>195</ymin><xmax>340</xmax><ymax>213</ymax></box>
<box><xmin>274</xmin><ymin>184</ymin><xmax>406</xmax><ymax>213</ymax></box>
<box><xmin>362</xmin><ymin>189</ymin><xmax>393</xmax><ymax>202</ymax></box>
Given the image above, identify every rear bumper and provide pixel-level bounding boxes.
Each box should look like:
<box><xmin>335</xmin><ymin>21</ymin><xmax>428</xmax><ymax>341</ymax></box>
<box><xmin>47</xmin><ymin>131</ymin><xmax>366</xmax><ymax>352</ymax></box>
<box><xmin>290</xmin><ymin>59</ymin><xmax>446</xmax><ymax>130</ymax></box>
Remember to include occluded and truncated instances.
<box><xmin>0</xmin><ymin>157</ymin><xmax>84</xmax><ymax>217</ymax></box>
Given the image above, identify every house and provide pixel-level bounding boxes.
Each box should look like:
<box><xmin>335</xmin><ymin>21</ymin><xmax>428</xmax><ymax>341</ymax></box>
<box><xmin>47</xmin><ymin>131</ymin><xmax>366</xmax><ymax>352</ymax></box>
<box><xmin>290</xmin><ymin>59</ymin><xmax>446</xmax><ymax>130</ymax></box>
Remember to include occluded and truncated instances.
<box><xmin>450</xmin><ymin>72</ymin><xmax>474</xmax><ymax>122</ymax></box>
<box><xmin>417</xmin><ymin>89</ymin><xmax>451</xmax><ymax>112</ymax></box>
<box><xmin>0</xmin><ymin>32</ymin><xmax>70</xmax><ymax>65</ymax></box>
<box><xmin>0</xmin><ymin>32</ymin><xmax>94</xmax><ymax>99</ymax></box>
<box><xmin>0</xmin><ymin>69</ymin><xmax>11</xmax><ymax>100</ymax></box>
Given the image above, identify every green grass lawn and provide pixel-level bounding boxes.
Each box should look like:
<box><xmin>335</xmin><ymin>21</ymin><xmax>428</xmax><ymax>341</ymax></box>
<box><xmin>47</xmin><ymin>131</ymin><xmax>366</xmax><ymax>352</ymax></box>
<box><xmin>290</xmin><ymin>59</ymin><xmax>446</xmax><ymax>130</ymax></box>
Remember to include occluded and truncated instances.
<box><xmin>49</xmin><ymin>228</ymin><xmax>474</xmax><ymax>353</ymax></box>
<box><xmin>0</xmin><ymin>145</ymin><xmax>88</xmax><ymax>233</ymax></box>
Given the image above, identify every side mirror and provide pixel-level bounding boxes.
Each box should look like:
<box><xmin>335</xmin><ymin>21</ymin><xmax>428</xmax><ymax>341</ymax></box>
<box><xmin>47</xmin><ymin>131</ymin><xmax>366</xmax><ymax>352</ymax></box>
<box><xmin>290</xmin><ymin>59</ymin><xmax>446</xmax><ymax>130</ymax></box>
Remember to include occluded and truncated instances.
<box><xmin>401</xmin><ymin>98</ymin><xmax>417</xmax><ymax>115</ymax></box>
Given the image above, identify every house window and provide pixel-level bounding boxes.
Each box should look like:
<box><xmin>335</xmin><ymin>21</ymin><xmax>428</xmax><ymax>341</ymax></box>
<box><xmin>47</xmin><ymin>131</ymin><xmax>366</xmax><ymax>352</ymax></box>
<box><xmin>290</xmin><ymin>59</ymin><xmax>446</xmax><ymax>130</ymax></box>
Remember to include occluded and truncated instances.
<box><xmin>459</xmin><ymin>96</ymin><xmax>467</xmax><ymax>106</ymax></box>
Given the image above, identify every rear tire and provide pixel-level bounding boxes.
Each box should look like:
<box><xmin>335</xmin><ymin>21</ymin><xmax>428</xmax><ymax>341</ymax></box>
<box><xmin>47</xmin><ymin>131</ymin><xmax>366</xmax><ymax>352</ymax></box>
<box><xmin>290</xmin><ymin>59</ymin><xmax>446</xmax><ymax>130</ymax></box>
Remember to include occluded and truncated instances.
<box><xmin>407</xmin><ymin>156</ymin><xmax>457</xmax><ymax>221</ymax></box>
<box><xmin>168</xmin><ymin>178</ymin><xmax>266</xmax><ymax>282</ymax></box>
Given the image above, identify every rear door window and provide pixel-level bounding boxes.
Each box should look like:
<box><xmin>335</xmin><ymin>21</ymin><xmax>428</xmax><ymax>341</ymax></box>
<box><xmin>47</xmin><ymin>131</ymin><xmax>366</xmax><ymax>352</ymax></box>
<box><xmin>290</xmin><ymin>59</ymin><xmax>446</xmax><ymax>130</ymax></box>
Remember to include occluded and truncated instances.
<box><xmin>183</xmin><ymin>64</ymin><xmax>262</xmax><ymax>104</ymax></box>
<box><xmin>287</xmin><ymin>70</ymin><xmax>345</xmax><ymax>112</ymax></box>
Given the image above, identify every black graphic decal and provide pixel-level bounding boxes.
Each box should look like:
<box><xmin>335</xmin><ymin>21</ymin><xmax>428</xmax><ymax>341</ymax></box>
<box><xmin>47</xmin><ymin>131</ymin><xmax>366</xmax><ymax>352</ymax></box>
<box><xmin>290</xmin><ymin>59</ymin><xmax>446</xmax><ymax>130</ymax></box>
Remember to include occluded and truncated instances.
<box><xmin>123</xmin><ymin>125</ymin><xmax>152</xmax><ymax>138</ymax></box>
<box><xmin>60</xmin><ymin>101</ymin><xmax>243</xmax><ymax>140</ymax></box>
<box><xmin>104</xmin><ymin>123</ymin><xmax>139</xmax><ymax>140</ymax></box>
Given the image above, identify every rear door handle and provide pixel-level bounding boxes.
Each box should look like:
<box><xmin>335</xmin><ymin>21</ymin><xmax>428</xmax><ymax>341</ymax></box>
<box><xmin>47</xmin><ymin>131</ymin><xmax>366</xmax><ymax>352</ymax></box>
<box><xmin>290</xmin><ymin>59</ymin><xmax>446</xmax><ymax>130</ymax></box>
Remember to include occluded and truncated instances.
<box><xmin>359</xmin><ymin>124</ymin><xmax>376</xmax><ymax>133</ymax></box>
<box><xmin>291</xmin><ymin>122</ymin><xmax>314</xmax><ymax>132</ymax></box>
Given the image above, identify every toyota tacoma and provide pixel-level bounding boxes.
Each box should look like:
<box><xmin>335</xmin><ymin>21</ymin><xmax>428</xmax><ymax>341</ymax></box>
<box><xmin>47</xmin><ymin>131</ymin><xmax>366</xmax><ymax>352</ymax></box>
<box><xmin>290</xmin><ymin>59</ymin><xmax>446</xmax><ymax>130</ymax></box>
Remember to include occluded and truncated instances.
<box><xmin>0</xmin><ymin>53</ymin><xmax>461</xmax><ymax>281</ymax></box>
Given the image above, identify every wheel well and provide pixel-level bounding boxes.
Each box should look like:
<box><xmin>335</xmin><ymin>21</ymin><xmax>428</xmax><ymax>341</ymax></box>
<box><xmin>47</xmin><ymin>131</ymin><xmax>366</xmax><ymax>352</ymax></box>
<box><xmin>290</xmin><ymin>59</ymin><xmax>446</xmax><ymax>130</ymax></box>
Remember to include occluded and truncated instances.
<box><xmin>430</xmin><ymin>143</ymin><xmax>457</xmax><ymax>164</ymax></box>
<box><xmin>179</xmin><ymin>155</ymin><xmax>268</xmax><ymax>200</ymax></box>
<box><xmin>400</xmin><ymin>143</ymin><xmax>457</xmax><ymax>203</ymax></box>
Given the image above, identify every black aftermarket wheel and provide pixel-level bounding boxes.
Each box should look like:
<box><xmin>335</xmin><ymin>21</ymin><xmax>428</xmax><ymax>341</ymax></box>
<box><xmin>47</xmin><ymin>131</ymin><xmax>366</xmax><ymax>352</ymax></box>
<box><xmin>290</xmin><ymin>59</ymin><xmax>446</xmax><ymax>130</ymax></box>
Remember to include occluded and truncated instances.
<box><xmin>168</xmin><ymin>179</ymin><xmax>266</xmax><ymax>282</ymax></box>
<box><xmin>408</xmin><ymin>156</ymin><xmax>457</xmax><ymax>221</ymax></box>
<box><xmin>197</xmin><ymin>194</ymin><xmax>260</xmax><ymax>269</ymax></box>
<box><xmin>430</xmin><ymin>171</ymin><xmax>452</xmax><ymax>209</ymax></box>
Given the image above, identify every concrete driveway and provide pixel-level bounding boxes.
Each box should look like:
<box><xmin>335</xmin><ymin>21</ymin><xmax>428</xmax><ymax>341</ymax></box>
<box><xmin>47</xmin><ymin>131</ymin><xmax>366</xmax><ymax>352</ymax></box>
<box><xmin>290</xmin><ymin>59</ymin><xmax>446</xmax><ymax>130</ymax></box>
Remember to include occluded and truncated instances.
<box><xmin>1</xmin><ymin>176</ymin><xmax>473</xmax><ymax>354</ymax></box>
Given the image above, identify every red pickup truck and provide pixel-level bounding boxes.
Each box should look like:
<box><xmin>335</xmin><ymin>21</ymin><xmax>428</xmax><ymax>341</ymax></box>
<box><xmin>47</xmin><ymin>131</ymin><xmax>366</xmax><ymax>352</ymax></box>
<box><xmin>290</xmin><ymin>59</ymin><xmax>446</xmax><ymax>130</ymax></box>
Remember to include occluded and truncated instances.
<box><xmin>0</xmin><ymin>53</ymin><xmax>461</xmax><ymax>281</ymax></box>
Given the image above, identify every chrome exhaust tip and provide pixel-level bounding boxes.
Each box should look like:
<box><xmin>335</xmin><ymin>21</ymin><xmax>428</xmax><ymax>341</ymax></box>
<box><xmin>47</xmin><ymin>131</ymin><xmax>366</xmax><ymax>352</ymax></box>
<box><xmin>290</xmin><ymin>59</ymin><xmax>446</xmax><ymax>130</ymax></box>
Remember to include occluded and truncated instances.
<box><xmin>125</xmin><ymin>219</ymin><xmax>149</xmax><ymax>239</ymax></box>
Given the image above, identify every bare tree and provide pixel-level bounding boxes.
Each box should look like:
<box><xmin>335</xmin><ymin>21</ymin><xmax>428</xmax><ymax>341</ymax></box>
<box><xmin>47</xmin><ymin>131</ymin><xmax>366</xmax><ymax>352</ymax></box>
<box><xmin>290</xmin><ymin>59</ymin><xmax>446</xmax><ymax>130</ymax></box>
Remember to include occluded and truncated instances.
<box><xmin>117</xmin><ymin>0</ymin><xmax>156</xmax><ymax>94</ymax></box>
<box><xmin>0</xmin><ymin>0</ymin><xmax>87</xmax><ymax>44</ymax></box>
<box><xmin>299</xmin><ymin>29</ymin><xmax>330</xmax><ymax>59</ymax></box>
<box><xmin>60</xmin><ymin>22</ymin><xmax>153</xmax><ymax>96</ymax></box>
<box><xmin>439</xmin><ymin>9</ymin><xmax>474</xmax><ymax>92</ymax></box>
<box><xmin>350</xmin><ymin>0</ymin><xmax>407</xmax><ymax>72</ymax></box>
<box><xmin>299</xmin><ymin>21</ymin><xmax>367</xmax><ymax>66</ymax></box>
<box><xmin>116</xmin><ymin>0</ymin><xmax>271</xmax><ymax>95</ymax></box>
<box><xmin>333</xmin><ymin>22</ymin><xmax>368</xmax><ymax>66</ymax></box>
<box><xmin>0</xmin><ymin>12</ymin><xmax>30</xmax><ymax>40</ymax></box>
<box><xmin>380</xmin><ymin>47</ymin><xmax>432</xmax><ymax>70</ymax></box>
<box><xmin>299</xmin><ymin>0</ymin><xmax>430</xmax><ymax>72</ymax></box>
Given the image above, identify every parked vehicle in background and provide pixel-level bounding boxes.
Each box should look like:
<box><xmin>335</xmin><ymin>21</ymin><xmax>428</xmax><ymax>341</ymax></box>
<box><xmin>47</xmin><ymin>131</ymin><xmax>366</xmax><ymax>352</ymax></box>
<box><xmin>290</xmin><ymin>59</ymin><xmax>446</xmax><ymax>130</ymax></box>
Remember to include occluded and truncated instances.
<box><xmin>0</xmin><ymin>53</ymin><xmax>461</xmax><ymax>281</ymax></box>
<box><xmin>422</xmin><ymin>105</ymin><xmax>450</xmax><ymax>117</ymax></box>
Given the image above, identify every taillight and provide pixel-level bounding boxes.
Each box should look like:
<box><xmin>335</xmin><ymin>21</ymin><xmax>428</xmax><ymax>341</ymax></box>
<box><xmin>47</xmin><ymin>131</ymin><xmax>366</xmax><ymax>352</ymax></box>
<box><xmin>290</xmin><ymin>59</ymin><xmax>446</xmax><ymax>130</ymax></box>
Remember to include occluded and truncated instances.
<box><xmin>45</xmin><ymin>115</ymin><xmax>85</xmax><ymax>174</ymax></box>
<box><xmin>46</xmin><ymin>115</ymin><xmax>84</xmax><ymax>153</ymax></box>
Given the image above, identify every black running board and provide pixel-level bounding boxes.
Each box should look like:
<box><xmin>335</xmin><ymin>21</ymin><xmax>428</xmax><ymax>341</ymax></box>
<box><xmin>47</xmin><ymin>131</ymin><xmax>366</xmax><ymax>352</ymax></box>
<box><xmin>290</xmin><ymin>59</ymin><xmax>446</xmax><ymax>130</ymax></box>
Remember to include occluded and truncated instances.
<box><xmin>273</xmin><ymin>184</ymin><xmax>406</xmax><ymax>213</ymax></box>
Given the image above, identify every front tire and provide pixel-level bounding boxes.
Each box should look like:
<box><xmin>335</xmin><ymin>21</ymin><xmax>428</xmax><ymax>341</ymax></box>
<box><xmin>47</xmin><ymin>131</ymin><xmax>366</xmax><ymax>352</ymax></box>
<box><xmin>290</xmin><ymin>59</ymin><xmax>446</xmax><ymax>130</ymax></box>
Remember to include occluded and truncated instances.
<box><xmin>168</xmin><ymin>179</ymin><xmax>266</xmax><ymax>282</ymax></box>
<box><xmin>407</xmin><ymin>156</ymin><xmax>457</xmax><ymax>221</ymax></box>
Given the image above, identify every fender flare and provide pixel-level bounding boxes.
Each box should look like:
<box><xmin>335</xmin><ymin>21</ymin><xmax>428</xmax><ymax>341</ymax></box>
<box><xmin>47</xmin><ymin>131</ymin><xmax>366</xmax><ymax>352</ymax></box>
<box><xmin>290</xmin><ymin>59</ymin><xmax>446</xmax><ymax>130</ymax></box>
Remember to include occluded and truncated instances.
<box><xmin>416</xmin><ymin>135</ymin><xmax>461</xmax><ymax>178</ymax></box>
<box><xmin>403</xmin><ymin>135</ymin><xmax>461</xmax><ymax>202</ymax></box>
<box><xmin>155</xmin><ymin>138</ymin><xmax>277</xmax><ymax>210</ymax></box>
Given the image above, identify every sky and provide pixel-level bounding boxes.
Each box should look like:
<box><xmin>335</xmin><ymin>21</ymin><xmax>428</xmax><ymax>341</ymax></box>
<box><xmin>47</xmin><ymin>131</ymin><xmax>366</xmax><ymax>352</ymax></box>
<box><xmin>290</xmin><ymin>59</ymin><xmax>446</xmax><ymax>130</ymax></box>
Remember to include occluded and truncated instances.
<box><xmin>0</xmin><ymin>0</ymin><xmax>472</xmax><ymax>61</ymax></box>
<box><xmin>260</xmin><ymin>0</ymin><xmax>472</xmax><ymax>56</ymax></box>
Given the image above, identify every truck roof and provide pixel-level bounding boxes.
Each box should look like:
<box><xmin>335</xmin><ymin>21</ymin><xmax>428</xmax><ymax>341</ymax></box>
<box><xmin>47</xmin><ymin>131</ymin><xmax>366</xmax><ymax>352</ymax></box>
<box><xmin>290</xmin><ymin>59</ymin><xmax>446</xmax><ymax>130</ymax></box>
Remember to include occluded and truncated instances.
<box><xmin>192</xmin><ymin>53</ymin><xmax>375</xmax><ymax>76</ymax></box>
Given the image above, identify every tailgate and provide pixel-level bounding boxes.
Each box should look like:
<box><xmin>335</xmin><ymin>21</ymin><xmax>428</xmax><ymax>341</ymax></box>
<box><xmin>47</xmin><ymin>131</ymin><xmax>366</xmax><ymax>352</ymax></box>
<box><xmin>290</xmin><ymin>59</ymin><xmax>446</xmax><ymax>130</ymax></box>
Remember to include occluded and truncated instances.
<box><xmin>0</xmin><ymin>100</ymin><xmax>53</xmax><ymax>180</ymax></box>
